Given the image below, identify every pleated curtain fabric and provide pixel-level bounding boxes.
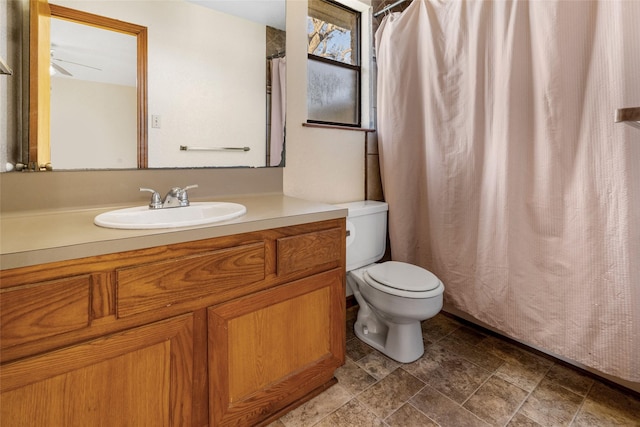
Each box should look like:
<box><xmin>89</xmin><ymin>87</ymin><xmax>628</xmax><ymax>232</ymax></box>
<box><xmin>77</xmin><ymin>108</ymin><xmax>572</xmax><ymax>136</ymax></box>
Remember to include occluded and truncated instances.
<box><xmin>270</xmin><ymin>57</ymin><xmax>286</xmax><ymax>167</ymax></box>
<box><xmin>375</xmin><ymin>0</ymin><xmax>640</xmax><ymax>381</ymax></box>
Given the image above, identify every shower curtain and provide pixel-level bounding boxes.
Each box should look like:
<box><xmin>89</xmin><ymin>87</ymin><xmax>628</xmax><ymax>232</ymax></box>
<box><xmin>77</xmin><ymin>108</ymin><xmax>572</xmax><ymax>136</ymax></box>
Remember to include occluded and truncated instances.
<box><xmin>376</xmin><ymin>0</ymin><xmax>640</xmax><ymax>381</ymax></box>
<box><xmin>270</xmin><ymin>57</ymin><xmax>286</xmax><ymax>167</ymax></box>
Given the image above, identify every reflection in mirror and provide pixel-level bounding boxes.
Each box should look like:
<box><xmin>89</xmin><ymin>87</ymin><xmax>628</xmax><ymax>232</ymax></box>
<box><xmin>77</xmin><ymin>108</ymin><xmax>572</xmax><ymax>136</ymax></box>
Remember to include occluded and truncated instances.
<box><xmin>50</xmin><ymin>16</ymin><xmax>140</xmax><ymax>169</ymax></box>
<box><xmin>28</xmin><ymin>2</ymin><xmax>147</xmax><ymax>170</ymax></box>
<box><xmin>22</xmin><ymin>0</ymin><xmax>286</xmax><ymax>171</ymax></box>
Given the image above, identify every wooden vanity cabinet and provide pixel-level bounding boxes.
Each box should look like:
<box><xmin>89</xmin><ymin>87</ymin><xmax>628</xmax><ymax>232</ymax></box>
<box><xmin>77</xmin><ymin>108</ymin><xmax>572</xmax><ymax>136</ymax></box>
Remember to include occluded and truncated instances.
<box><xmin>0</xmin><ymin>218</ymin><xmax>346</xmax><ymax>426</ymax></box>
<box><xmin>1</xmin><ymin>314</ymin><xmax>195</xmax><ymax>427</ymax></box>
<box><xmin>209</xmin><ymin>268</ymin><xmax>344</xmax><ymax>426</ymax></box>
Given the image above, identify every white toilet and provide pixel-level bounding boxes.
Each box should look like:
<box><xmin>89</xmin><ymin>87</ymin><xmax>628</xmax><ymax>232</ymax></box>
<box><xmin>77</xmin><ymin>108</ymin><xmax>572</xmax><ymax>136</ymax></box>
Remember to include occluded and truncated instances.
<box><xmin>337</xmin><ymin>201</ymin><xmax>444</xmax><ymax>363</ymax></box>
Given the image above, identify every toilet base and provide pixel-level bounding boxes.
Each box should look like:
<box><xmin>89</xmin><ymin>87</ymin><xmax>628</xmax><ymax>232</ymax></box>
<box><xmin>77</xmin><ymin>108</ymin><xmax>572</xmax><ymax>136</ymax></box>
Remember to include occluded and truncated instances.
<box><xmin>354</xmin><ymin>316</ymin><xmax>424</xmax><ymax>364</ymax></box>
<box><xmin>347</xmin><ymin>266</ymin><xmax>440</xmax><ymax>364</ymax></box>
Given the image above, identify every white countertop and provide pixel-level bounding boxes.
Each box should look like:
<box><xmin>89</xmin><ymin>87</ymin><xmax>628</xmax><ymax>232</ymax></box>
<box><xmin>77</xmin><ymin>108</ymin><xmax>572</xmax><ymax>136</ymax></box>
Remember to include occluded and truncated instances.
<box><xmin>0</xmin><ymin>194</ymin><xmax>347</xmax><ymax>270</ymax></box>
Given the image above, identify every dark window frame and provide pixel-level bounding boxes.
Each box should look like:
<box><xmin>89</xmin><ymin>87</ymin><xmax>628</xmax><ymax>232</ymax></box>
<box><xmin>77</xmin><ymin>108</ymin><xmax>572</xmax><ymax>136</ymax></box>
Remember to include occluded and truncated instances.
<box><xmin>307</xmin><ymin>0</ymin><xmax>362</xmax><ymax>128</ymax></box>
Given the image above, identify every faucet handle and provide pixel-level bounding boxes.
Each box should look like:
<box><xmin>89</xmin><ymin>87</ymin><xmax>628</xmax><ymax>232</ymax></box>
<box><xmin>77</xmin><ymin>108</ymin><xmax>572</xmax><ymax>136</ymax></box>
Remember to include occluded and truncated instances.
<box><xmin>140</xmin><ymin>187</ymin><xmax>162</xmax><ymax>209</ymax></box>
<box><xmin>178</xmin><ymin>184</ymin><xmax>198</xmax><ymax>206</ymax></box>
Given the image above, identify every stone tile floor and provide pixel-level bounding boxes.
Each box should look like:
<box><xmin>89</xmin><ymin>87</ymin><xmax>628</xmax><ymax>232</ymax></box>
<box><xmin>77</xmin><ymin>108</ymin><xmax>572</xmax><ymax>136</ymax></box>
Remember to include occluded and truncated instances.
<box><xmin>271</xmin><ymin>308</ymin><xmax>640</xmax><ymax>427</ymax></box>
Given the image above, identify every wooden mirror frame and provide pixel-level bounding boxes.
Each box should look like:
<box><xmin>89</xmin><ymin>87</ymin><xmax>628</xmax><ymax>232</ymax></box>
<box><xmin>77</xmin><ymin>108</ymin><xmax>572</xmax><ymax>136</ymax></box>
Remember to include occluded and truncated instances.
<box><xmin>29</xmin><ymin>0</ymin><xmax>148</xmax><ymax>169</ymax></box>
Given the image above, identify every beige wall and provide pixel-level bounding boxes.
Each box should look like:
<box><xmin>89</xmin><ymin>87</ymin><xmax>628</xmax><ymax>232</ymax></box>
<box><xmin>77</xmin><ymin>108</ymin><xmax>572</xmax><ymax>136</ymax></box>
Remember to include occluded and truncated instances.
<box><xmin>283</xmin><ymin>0</ymin><xmax>371</xmax><ymax>204</ymax></box>
<box><xmin>1</xmin><ymin>0</ymin><xmax>372</xmax><ymax>210</ymax></box>
<box><xmin>50</xmin><ymin>78</ymin><xmax>137</xmax><ymax>169</ymax></box>
<box><xmin>0</xmin><ymin>167</ymin><xmax>283</xmax><ymax>213</ymax></box>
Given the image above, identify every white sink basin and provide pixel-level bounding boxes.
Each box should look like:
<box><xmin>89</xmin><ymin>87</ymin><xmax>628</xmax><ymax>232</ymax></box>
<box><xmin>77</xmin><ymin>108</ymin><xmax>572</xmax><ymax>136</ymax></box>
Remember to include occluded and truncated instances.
<box><xmin>94</xmin><ymin>202</ymin><xmax>246</xmax><ymax>229</ymax></box>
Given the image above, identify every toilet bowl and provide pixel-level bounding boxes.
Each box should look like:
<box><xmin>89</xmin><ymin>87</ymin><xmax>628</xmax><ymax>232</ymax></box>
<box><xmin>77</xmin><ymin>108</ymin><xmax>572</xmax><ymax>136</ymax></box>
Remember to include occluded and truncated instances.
<box><xmin>348</xmin><ymin>261</ymin><xmax>444</xmax><ymax>363</ymax></box>
<box><xmin>337</xmin><ymin>201</ymin><xmax>445</xmax><ymax>363</ymax></box>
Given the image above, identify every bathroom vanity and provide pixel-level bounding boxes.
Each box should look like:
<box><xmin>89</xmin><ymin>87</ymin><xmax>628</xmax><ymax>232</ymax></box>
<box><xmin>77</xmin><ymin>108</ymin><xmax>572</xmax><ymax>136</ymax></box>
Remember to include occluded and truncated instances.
<box><xmin>0</xmin><ymin>195</ymin><xmax>347</xmax><ymax>426</ymax></box>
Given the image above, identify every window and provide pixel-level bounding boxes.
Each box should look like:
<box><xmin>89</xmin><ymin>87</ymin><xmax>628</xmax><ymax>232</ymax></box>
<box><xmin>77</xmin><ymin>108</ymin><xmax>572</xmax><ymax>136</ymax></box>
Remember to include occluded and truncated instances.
<box><xmin>307</xmin><ymin>0</ymin><xmax>361</xmax><ymax>127</ymax></box>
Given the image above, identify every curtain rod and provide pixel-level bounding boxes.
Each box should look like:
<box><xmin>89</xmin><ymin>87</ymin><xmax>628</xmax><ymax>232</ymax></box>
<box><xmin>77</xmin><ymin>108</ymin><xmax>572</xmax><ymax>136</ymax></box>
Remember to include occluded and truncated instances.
<box><xmin>373</xmin><ymin>0</ymin><xmax>409</xmax><ymax>18</ymax></box>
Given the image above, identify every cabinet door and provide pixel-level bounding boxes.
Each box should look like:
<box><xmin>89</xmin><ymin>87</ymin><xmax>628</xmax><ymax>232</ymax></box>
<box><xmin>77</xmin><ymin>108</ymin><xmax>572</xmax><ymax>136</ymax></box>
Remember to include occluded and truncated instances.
<box><xmin>209</xmin><ymin>268</ymin><xmax>345</xmax><ymax>426</ymax></box>
<box><xmin>0</xmin><ymin>314</ymin><xmax>194</xmax><ymax>427</ymax></box>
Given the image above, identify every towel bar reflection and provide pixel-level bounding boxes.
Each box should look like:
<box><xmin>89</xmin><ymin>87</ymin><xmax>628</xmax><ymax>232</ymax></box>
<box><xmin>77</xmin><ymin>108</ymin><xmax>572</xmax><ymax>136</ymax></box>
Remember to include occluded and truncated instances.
<box><xmin>179</xmin><ymin>145</ymin><xmax>250</xmax><ymax>152</ymax></box>
<box><xmin>614</xmin><ymin>107</ymin><xmax>640</xmax><ymax>130</ymax></box>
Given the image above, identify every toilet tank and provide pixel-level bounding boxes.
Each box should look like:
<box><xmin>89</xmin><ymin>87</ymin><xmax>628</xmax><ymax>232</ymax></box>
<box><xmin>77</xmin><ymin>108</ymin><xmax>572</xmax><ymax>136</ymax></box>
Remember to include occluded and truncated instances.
<box><xmin>335</xmin><ymin>201</ymin><xmax>389</xmax><ymax>271</ymax></box>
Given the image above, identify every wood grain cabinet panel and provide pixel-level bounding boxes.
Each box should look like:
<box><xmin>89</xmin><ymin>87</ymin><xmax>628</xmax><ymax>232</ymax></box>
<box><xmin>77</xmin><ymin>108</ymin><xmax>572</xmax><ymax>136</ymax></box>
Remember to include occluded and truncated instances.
<box><xmin>0</xmin><ymin>275</ymin><xmax>91</xmax><ymax>349</ymax></box>
<box><xmin>0</xmin><ymin>314</ymin><xmax>194</xmax><ymax>427</ymax></box>
<box><xmin>117</xmin><ymin>242</ymin><xmax>266</xmax><ymax>318</ymax></box>
<box><xmin>208</xmin><ymin>268</ymin><xmax>345</xmax><ymax>426</ymax></box>
<box><xmin>277</xmin><ymin>227</ymin><xmax>342</xmax><ymax>275</ymax></box>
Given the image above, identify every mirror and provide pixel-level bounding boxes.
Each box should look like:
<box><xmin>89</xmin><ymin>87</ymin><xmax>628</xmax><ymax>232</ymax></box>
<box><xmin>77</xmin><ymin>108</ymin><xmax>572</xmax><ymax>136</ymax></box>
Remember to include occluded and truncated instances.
<box><xmin>22</xmin><ymin>0</ymin><xmax>286</xmax><ymax>171</ymax></box>
<box><xmin>43</xmin><ymin>4</ymin><xmax>147</xmax><ymax>169</ymax></box>
<box><xmin>49</xmin><ymin>15</ymin><xmax>142</xmax><ymax>169</ymax></box>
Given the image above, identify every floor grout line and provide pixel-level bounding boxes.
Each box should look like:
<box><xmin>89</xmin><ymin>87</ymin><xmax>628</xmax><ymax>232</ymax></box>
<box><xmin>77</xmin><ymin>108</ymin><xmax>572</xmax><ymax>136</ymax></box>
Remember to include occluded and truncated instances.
<box><xmin>504</xmin><ymin>385</ymin><xmax>535</xmax><ymax>427</ymax></box>
<box><xmin>566</xmin><ymin>380</ymin><xmax>594</xmax><ymax>427</ymax></box>
<box><xmin>278</xmin><ymin>313</ymin><xmax>640</xmax><ymax>427</ymax></box>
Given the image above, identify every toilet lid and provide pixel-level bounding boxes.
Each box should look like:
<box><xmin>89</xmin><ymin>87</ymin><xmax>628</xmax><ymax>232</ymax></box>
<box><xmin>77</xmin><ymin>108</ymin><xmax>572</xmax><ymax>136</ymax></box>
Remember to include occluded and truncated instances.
<box><xmin>367</xmin><ymin>261</ymin><xmax>442</xmax><ymax>293</ymax></box>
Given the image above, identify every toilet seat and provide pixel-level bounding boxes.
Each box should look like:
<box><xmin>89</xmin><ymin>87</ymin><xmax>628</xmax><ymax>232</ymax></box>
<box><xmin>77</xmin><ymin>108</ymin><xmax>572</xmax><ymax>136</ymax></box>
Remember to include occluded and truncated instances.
<box><xmin>364</xmin><ymin>261</ymin><xmax>443</xmax><ymax>298</ymax></box>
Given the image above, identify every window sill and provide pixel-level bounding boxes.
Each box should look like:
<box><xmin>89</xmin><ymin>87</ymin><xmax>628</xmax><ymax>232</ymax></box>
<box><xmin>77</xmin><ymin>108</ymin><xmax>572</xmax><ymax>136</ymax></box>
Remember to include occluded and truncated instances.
<box><xmin>302</xmin><ymin>122</ymin><xmax>375</xmax><ymax>133</ymax></box>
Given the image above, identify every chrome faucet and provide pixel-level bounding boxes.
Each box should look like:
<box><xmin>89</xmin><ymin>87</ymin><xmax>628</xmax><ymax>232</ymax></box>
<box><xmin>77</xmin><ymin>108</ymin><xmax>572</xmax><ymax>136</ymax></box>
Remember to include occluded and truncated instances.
<box><xmin>140</xmin><ymin>185</ymin><xmax>198</xmax><ymax>209</ymax></box>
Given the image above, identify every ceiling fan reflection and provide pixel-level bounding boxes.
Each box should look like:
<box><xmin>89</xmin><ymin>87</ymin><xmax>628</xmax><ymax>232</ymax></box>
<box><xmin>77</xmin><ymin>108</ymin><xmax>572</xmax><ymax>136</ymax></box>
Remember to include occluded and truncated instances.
<box><xmin>50</xmin><ymin>51</ymin><xmax>102</xmax><ymax>77</ymax></box>
<box><xmin>50</xmin><ymin>61</ymin><xmax>72</xmax><ymax>76</ymax></box>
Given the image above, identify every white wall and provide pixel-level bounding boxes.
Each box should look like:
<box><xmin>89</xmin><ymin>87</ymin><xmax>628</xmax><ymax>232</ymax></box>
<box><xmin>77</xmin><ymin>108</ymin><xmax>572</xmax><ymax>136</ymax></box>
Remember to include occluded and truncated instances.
<box><xmin>54</xmin><ymin>0</ymin><xmax>267</xmax><ymax>168</ymax></box>
<box><xmin>50</xmin><ymin>77</ymin><xmax>137</xmax><ymax>169</ymax></box>
<box><xmin>283</xmin><ymin>0</ymin><xmax>371</xmax><ymax>204</ymax></box>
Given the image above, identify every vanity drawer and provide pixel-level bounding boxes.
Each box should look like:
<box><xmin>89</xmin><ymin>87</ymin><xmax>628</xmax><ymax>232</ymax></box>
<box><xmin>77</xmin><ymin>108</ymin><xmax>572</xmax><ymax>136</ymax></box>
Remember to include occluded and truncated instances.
<box><xmin>277</xmin><ymin>228</ymin><xmax>342</xmax><ymax>275</ymax></box>
<box><xmin>0</xmin><ymin>276</ymin><xmax>91</xmax><ymax>350</ymax></box>
<box><xmin>116</xmin><ymin>242</ymin><xmax>266</xmax><ymax>318</ymax></box>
